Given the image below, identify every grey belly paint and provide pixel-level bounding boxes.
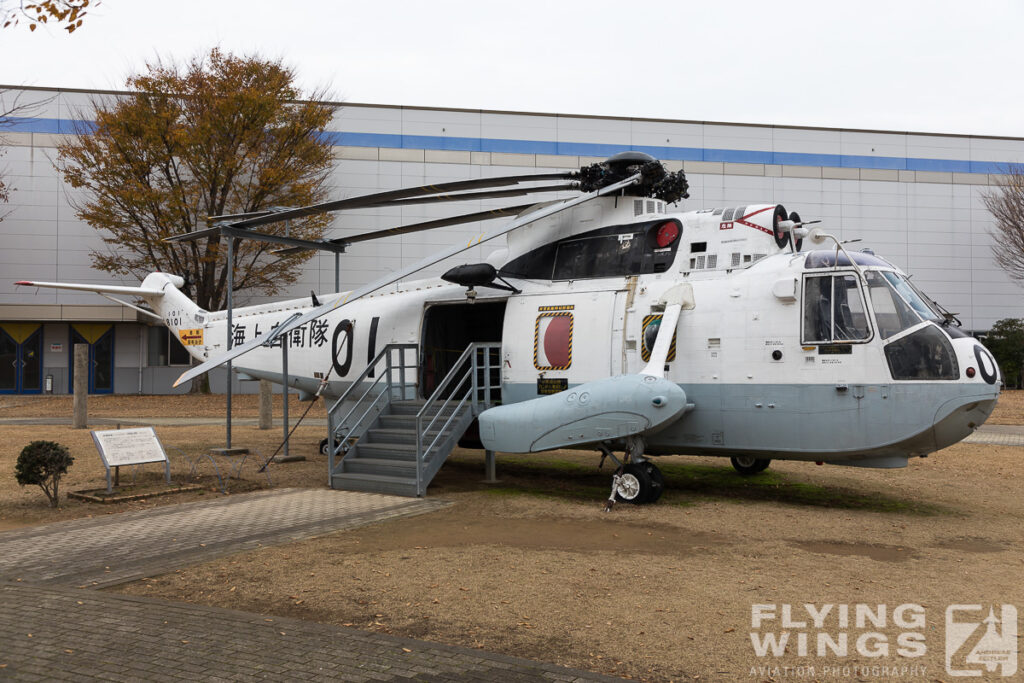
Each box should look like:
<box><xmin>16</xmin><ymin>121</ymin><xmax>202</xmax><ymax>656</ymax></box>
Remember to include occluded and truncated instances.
<box><xmin>502</xmin><ymin>381</ymin><xmax>999</xmax><ymax>461</ymax></box>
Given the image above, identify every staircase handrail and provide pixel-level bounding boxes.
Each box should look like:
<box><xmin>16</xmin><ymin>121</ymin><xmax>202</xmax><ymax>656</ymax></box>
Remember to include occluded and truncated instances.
<box><xmin>327</xmin><ymin>343</ymin><xmax>417</xmax><ymax>476</ymax></box>
<box><xmin>327</xmin><ymin>342</ymin><xmax>417</xmax><ymax>416</ymax></box>
<box><xmin>415</xmin><ymin>342</ymin><xmax>500</xmax><ymax>494</ymax></box>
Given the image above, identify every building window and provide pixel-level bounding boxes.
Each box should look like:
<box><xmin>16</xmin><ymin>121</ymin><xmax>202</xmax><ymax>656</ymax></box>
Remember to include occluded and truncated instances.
<box><xmin>148</xmin><ymin>326</ymin><xmax>191</xmax><ymax>366</ymax></box>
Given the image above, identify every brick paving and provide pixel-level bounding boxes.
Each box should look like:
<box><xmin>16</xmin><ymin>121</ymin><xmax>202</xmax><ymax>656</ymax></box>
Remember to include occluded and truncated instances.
<box><xmin>0</xmin><ymin>488</ymin><xmax>624</xmax><ymax>682</ymax></box>
<box><xmin>0</xmin><ymin>488</ymin><xmax>444</xmax><ymax>588</ymax></box>
<box><xmin>0</xmin><ymin>583</ymin><xmax>622</xmax><ymax>682</ymax></box>
<box><xmin>961</xmin><ymin>424</ymin><xmax>1024</xmax><ymax>447</ymax></box>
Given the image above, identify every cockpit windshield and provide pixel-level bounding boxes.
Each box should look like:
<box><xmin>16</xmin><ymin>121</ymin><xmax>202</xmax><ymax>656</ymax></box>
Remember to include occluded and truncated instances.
<box><xmin>865</xmin><ymin>272</ymin><xmax>921</xmax><ymax>339</ymax></box>
<box><xmin>864</xmin><ymin>271</ymin><xmax>941</xmax><ymax>339</ymax></box>
<box><xmin>881</xmin><ymin>272</ymin><xmax>942</xmax><ymax>322</ymax></box>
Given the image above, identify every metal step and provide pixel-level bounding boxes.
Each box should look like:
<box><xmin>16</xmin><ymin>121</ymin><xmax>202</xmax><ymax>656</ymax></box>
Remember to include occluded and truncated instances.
<box><xmin>343</xmin><ymin>457</ymin><xmax>417</xmax><ymax>476</ymax></box>
<box><xmin>366</xmin><ymin>426</ymin><xmax>452</xmax><ymax>445</ymax></box>
<box><xmin>330</xmin><ymin>472</ymin><xmax>419</xmax><ymax>497</ymax></box>
<box><xmin>388</xmin><ymin>401</ymin><xmax>462</xmax><ymax>416</ymax></box>
<box><xmin>378</xmin><ymin>411</ymin><xmax>465</xmax><ymax>429</ymax></box>
<box><xmin>354</xmin><ymin>441</ymin><xmax>417</xmax><ymax>458</ymax></box>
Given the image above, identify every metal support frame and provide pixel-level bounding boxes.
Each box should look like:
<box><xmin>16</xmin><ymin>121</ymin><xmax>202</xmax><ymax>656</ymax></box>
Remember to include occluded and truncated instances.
<box><xmin>226</xmin><ymin>237</ymin><xmax>236</xmax><ymax>448</ymax></box>
<box><xmin>484</xmin><ymin>450</ymin><xmax>498</xmax><ymax>483</ymax></box>
<box><xmin>168</xmin><ymin>222</ymin><xmax>350</xmax><ymax>450</ymax></box>
<box><xmin>281</xmin><ymin>335</ymin><xmax>289</xmax><ymax>458</ymax></box>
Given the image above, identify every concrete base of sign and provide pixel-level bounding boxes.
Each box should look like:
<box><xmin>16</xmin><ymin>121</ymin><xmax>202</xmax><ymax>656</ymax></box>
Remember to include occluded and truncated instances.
<box><xmin>68</xmin><ymin>484</ymin><xmax>203</xmax><ymax>504</ymax></box>
<box><xmin>210</xmin><ymin>447</ymin><xmax>249</xmax><ymax>456</ymax></box>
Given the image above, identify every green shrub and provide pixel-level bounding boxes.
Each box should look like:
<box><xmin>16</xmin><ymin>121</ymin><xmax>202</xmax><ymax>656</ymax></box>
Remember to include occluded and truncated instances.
<box><xmin>15</xmin><ymin>440</ymin><xmax>74</xmax><ymax>508</ymax></box>
<box><xmin>983</xmin><ymin>318</ymin><xmax>1024</xmax><ymax>389</ymax></box>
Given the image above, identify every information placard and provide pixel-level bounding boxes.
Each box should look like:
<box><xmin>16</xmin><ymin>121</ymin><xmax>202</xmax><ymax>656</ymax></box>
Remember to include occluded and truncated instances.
<box><xmin>90</xmin><ymin>427</ymin><xmax>171</xmax><ymax>492</ymax></box>
<box><xmin>92</xmin><ymin>427</ymin><xmax>168</xmax><ymax>467</ymax></box>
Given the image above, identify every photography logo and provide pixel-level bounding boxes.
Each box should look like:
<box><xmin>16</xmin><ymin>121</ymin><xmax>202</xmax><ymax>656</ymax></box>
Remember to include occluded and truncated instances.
<box><xmin>946</xmin><ymin>604</ymin><xmax>1017</xmax><ymax>677</ymax></box>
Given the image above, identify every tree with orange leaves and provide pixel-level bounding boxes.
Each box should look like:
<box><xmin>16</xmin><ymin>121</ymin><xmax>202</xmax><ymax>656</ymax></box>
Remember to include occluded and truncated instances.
<box><xmin>56</xmin><ymin>48</ymin><xmax>336</xmax><ymax>391</ymax></box>
<box><xmin>2</xmin><ymin>0</ymin><xmax>91</xmax><ymax>33</ymax></box>
<box><xmin>57</xmin><ymin>48</ymin><xmax>336</xmax><ymax>313</ymax></box>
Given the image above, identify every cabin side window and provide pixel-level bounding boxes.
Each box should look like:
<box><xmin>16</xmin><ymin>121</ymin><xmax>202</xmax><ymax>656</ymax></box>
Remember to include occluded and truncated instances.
<box><xmin>500</xmin><ymin>219</ymin><xmax>682</xmax><ymax>281</ymax></box>
<box><xmin>802</xmin><ymin>274</ymin><xmax>871</xmax><ymax>343</ymax></box>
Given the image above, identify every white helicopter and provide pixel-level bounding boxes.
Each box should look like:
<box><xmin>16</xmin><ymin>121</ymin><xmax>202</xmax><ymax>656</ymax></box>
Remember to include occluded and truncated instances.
<box><xmin>17</xmin><ymin>153</ymin><xmax>1002</xmax><ymax>505</ymax></box>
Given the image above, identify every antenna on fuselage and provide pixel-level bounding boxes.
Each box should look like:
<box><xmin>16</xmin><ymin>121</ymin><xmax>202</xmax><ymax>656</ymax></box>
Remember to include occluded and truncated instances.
<box><xmin>801</xmin><ymin>226</ymin><xmax>867</xmax><ymax>281</ymax></box>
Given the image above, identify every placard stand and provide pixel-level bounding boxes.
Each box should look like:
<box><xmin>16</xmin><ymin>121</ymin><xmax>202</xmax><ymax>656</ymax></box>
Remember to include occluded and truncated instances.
<box><xmin>91</xmin><ymin>427</ymin><xmax>171</xmax><ymax>493</ymax></box>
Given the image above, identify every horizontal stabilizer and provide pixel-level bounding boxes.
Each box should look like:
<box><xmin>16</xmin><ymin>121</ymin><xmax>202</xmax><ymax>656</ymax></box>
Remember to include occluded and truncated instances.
<box><xmin>15</xmin><ymin>281</ymin><xmax>165</xmax><ymax>296</ymax></box>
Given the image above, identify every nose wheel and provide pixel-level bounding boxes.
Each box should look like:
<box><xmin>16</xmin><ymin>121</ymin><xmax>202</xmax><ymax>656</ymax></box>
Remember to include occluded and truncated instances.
<box><xmin>613</xmin><ymin>462</ymin><xmax>664</xmax><ymax>504</ymax></box>
<box><xmin>601</xmin><ymin>439</ymin><xmax>664</xmax><ymax>510</ymax></box>
<box><xmin>730</xmin><ymin>456</ymin><xmax>771</xmax><ymax>475</ymax></box>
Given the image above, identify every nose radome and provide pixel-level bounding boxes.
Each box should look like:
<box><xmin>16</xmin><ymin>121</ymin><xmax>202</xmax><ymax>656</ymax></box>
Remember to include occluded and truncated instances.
<box><xmin>932</xmin><ymin>395</ymin><xmax>999</xmax><ymax>451</ymax></box>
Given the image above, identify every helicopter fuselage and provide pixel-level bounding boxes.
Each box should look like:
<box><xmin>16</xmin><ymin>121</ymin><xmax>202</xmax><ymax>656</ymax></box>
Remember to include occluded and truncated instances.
<box><xmin>169</xmin><ymin>195</ymin><xmax>1000</xmax><ymax>468</ymax></box>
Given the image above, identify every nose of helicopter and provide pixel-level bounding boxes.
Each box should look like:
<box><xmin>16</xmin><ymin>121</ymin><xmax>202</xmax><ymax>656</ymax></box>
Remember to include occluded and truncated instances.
<box><xmin>932</xmin><ymin>337</ymin><xmax>1001</xmax><ymax>450</ymax></box>
<box><xmin>932</xmin><ymin>394</ymin><xmax>999</xmax><ymax>451</ymax></box>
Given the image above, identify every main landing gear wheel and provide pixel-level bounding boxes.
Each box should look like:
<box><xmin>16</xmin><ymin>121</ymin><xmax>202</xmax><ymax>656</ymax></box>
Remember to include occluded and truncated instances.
<box><xmin>730</xmin><ymin>456</ymin><xmax>771</xmax><ymax>475</ymax></box>
<box><xmin>614</xmin><ymin>462</ymin><xmax>664</xmax><ymax>504</ymax></box>
<box><xmin>319</xmin><ymin>438</ymin><xmax>330</xmax><ymax>456</ymax></box>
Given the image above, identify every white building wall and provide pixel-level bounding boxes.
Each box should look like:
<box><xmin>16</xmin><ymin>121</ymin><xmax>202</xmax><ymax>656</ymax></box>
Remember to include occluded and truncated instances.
<box><xmin>1</xmin><ymin>85</ymin><xmax>1023</xmax><ymax>393</ymax></box>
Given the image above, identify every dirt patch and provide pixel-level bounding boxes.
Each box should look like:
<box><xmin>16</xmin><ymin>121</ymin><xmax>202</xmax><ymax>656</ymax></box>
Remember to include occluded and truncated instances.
<box><xmin>789</xmin><ymin>540</ymin><xmax>918</xmax><ymax>562</ymax></box>
<box><xmin>326</xmin><ymin>512</ymin><xmax>731</xmax><ymax>556</ymax></box>
<box><xmin>930</xmin><ymin>536</ymin><xmax>1007</xmax><ymax>553</ymax></box>
<box><xmin>115</xmin><ymin>443</ymin><xmax>1024</xmax><ymax>682</ymax></box>
<box><xmin>0</xmin><ymin>394</ymin><xmax>1021</xmax><ymax>680</ymax></box>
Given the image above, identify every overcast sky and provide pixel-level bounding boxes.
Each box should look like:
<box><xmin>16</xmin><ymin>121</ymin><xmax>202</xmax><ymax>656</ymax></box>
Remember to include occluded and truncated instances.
<box><xmin>1</xmin><ymin>0</ymin><xmax>1022</xmax><ymax>138</ymax></box>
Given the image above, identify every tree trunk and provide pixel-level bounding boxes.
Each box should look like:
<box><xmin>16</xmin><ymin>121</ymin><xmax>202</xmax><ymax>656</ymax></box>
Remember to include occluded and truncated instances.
<box><xmin>188</xmin><ymin>358</ymin><xmax>211</xmax><ymax>394</ymax></box>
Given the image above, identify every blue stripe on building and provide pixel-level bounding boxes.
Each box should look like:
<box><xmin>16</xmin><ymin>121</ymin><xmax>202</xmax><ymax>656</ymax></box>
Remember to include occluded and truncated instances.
<box><xmin>9</xmin><ymin>116</ymin><xmax>1010</xmax><ymax>175</ymax></box>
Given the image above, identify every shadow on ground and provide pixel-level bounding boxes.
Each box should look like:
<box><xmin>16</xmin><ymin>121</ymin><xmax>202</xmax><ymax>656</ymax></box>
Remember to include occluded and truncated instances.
<box><xmin>434</xmin><ymin>453</ymin><xmax>949</xmax><ymax>515</ymax></box>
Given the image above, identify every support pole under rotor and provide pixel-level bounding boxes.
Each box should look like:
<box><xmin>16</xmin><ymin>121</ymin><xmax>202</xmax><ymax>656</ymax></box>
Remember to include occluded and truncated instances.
<box><xmin>226</xmin><ymin>237</ymin><xmax>235</xmax><ymax>448</ymax></box>
<box><xmin>281</xmin><ymin>335</ymin><xmax>289</xmax><ymax>459</ymax></box>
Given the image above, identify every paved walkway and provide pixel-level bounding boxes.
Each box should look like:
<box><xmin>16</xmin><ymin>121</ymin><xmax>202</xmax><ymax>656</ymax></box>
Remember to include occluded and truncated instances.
<box><xmin>0</xmin><ymin>489</ymin><xmax>623</xmax><ymax>682</ymax></box>
<box><xmin>1</xmin><ymin>583</ymin><xmax>619</xmax><ymax>682</ymax></box>
<box><xmin>961</xmin><ymin>423</ymin><xmax>1024</xmax><ymax>447</ymax></box>
<box><xmin>0</xmin><ymin>489</ymin><xmax>442</xmax><ymax>588</ymax></box>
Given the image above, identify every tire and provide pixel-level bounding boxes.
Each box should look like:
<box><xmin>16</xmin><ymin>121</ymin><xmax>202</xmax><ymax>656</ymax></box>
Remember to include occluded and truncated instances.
<box><xmin>643</xmin><ymin>462</ymin><xmax>664</xmax><ymax>504</ymax></box>
<box><xmin>319</xmin><ymin>438</ymin><xmax>330</xmax><ymax>456</ymax></box>
<box><xmin>614</xmin><ymin>463</ymin><xmax>654</xmax><ymax>505</ymax></box>
<box><xmin>731</xmin><ymin>456</ymin><xmax>771</xmax><ymax>475</ymax></box>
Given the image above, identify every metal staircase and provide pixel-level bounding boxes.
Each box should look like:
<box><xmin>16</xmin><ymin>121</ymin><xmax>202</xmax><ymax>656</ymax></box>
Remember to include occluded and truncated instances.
<box><xmin>327</xmin><ymin>342</ymin><xmax>501</xmax><ymax>496</ymax></box>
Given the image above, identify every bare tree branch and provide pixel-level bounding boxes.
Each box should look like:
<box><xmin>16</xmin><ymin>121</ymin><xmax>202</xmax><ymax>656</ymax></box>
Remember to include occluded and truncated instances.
<box><xmin>981</xmin><ymin>164</ymin><xmax>1024</xmax><ymax>284</ymax></box>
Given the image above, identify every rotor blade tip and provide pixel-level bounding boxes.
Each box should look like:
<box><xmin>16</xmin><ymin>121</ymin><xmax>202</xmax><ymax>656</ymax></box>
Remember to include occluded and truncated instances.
<box><xmin>14</xmin><ymin>281</ymin><xmax>32</xmax><ymax>286</ymax></box>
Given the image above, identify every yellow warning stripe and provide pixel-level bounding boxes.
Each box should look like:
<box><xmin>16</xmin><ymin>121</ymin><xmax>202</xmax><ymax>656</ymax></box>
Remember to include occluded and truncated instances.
<box><xmin>538</xmin><ymin>304</ymin><xmax>575</xmax><ymax>312</ymax></box>
<box><xmin>640</xmin><ymin>314</ymin><xmax>677</xmax><ymax>363</ymax></box>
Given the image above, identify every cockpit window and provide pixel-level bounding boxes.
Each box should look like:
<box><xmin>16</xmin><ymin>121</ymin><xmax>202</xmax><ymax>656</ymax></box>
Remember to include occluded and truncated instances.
<box><xmin>499</xmin><ymin>218</ymin><xmax>682</xmax><ymax>281</ymax></box>
<box><xmin>802</xmin><ymin>274</ymin><xmax>871</xmax><ymax>343</ymax></box>
<box><xmin>552</xmin><ymin>232</ymin><xmax>642</xmax><ymax>280</ymax></box>
<box><xmin>883</xmin><ymin>272</ymin><xmax>942</xmax><ymax>321</ymax></box>
<box><xmin>884</xmin><ymin>324</ymin><xmax>959</xmax><ymax>380</ymax></box>
<box><xmin>865</xmin><ymin>272</ymin><xmax>922</xmax><ymax>339</ymax></box>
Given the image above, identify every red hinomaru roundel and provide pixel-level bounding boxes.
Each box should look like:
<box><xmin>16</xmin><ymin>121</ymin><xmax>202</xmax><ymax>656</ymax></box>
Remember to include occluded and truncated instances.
<box><xmin>534</xmin><ymin>312</ymin><xmax>572</xmax><ymax>370</ymax></box>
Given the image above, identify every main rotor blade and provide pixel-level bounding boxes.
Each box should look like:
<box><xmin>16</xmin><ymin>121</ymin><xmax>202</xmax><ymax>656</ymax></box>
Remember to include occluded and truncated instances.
<box><xmin>217</xmin><ymin>173</ymin><xmax>574</xmax><ymax>229</ymax></box>
<box><xmin>271</xmin><ymin>203</ymin><xmax>537</xmax><ymax>256</ymax></box>
<box><xmin>379</xmin><ymin>184</ymin><xmax>576</xmax><ymax>207</ymax></box>
<box><xmin>173</xmin><ymin>173</ymin><xmax>641</xmax><ymax>388</ymax></box>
